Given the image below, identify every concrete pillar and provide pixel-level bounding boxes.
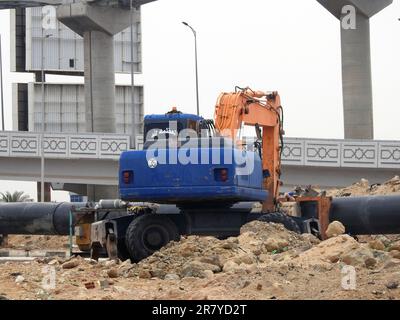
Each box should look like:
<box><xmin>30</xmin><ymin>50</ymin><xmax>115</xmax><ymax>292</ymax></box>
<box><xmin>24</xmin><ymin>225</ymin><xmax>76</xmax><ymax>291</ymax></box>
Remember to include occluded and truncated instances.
<box><xmin>83</xmin><ymin>30</ymin><xmax>116</xmax><ymax>133</ymax></box>
<box><xmin>341</xmin><ymin>12</ymin><xmax>373</xmax><ymax>139</ymax></box>
<box><xmin>317</xmin><ymin>0</ymin><xmax>393</xmax><ymax>139</ymax></box>
<box><xmin>57</xmin><ymin>3</ymin><xmax>131</xmax><ymax>201</ymax></box>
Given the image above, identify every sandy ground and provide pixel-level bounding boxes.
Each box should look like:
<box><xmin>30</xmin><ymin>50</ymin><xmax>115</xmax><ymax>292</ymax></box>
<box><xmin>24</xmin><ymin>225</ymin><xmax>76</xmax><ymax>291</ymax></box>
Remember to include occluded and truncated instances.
<box><xmin>0</xmin><ymin>223</ymin><xmax>399</xmax><ymax>300</ymax></box>
<box><xmin>4</xmin><ymin>235</ymin><xmax>70</xmax><ymax>251</ymax></box>
<box><xmin>0</xmin><ymin>176</ymin><xmax>399</xmax><ymax>300</ymax></box>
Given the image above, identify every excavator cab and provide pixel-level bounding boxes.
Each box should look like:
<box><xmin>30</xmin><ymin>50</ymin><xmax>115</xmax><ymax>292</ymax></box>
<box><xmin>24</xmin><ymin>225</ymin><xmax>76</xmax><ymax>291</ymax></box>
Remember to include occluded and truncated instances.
<box><xmin>143</xmin><ymin>108</ymin><xmax>217</xmax><ymax>149</ymax></box>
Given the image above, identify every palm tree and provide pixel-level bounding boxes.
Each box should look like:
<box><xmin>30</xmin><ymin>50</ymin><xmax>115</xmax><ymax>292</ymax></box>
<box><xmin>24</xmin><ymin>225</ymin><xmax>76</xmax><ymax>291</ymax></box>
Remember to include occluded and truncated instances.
<box><xmin>0</xmin><ymin>191</ymin><xmax>32</xmax><ymax>203</ymax></box>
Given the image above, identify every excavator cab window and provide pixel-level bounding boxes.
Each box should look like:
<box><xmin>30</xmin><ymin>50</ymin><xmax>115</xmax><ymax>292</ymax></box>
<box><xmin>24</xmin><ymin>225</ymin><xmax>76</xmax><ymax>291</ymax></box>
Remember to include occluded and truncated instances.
<box><xmin>144</xmin><ymin>121</ymin><xmax>183</xmax><ymax>142</ymax></box>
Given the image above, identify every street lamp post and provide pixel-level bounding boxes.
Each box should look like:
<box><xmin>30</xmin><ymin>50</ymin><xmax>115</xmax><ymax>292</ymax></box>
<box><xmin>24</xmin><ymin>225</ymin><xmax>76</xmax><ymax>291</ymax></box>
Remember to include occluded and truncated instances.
<box><xmin>40</xmin><ymin>31</ymin><xmax>52</xmax><ymax>203</ymax></box>
<box><xmin>182</xmin><ymin>21</ymin><xmax>200</xmax><ymax>116</ymax></box>
<box><xmin>130</xmin><ymin>0</ymin><xmax>137</xmax><ymax>149</ymax></box>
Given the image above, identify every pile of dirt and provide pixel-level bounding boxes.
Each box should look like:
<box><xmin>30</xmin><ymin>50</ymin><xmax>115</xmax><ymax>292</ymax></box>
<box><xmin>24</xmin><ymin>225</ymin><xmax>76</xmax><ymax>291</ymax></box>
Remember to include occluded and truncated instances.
<box><xmin>1</xmin><ymin>220</ymin><xmax>400</xmax><ymax>300</ymax></box>
<box><xmin>125</xmin><ymin>222</ymin><xmax>312</xmax><ymax>280</ymax></box>
<box><xmin>1</xmin><ymin>177</ymin><xmax>400</xmax><ymax>300</ymax></box>
<box><xmin>327</xmin><ymin>176</ymin><xmax>400</xmax><ymax>198</ymax></box>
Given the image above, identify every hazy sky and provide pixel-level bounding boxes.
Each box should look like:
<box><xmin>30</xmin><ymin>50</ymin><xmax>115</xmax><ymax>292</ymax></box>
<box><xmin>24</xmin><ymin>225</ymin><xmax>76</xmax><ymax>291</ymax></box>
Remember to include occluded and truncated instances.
<box><xmin>0</xmin><ymin>0</ymin><xmax>399</xmax><ymax>200</ymax></box>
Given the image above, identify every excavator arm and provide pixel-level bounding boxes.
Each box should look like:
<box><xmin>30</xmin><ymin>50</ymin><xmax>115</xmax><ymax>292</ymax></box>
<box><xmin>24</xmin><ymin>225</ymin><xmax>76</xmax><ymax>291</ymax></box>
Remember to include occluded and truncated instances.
<box><xmin>214</xmin><ymin>87</ymin><xmax>284</xmax><ymax>212</ymax></box>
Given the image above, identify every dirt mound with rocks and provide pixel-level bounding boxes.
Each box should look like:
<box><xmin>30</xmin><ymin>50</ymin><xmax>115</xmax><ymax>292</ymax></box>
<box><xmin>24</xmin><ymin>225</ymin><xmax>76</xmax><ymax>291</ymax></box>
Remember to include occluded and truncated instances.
<box><xmin>1</xmin><ymin>219</ymin><xmax>400</xmax><ymax>300</ymax></box>
<box><xmin>125</xmin><ymin>222</ymin><xmax>312</xmax><ymax>280</ymax></box>
<box><xmin>327</xmin><ymin>176</ymin><xmax>400</xmax><ymax>198</ymax></box>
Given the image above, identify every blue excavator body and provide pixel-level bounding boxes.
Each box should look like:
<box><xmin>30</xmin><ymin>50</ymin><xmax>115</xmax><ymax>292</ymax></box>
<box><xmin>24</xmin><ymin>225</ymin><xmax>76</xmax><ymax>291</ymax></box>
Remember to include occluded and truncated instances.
<box><xmin>119</xmin><ymin>112</ymin><xmax>267</xmax><ymax>205</ymax></box>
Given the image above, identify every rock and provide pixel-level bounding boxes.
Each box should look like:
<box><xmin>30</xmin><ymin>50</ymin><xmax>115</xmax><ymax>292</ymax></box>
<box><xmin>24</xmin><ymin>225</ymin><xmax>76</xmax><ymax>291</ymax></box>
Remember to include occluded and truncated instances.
<box><xmin>62</xmin><ymin>259</ymin><xmax>80</xmax><ymax>269</ymax></box>
<box><xmin>164</xmin><ymin>273</ymin><xmax>180</xmax><ymax>281</ymax></box>
<box><xmin>138</xmin><ymin>269</ymin><xmax>152</xmax><ymax>279</ymax></box>
<box><xmin>327</xmin><ymin>254</ymin><xmax>340</xmax><ymax>263</ymax></box>
<box><xmin>375</xmin><ymin>235</ymin><xmax>391</xmax><ymax>247</ymax></box>
<box><xmin>359</xmin><ymin>179</ymin><xmax>370</xmax><ymax>188</ymax></box>
<box><xmin>203</xmin><ymin>270</ymin><xmax>214</xmax><ymax>279</ymax></box>
<box><xmin>222</xmin><ymin>261</ymin><xmax>239</xmax><ymax>273</ymax></box>
<box><xmin>104</xmin><ymin>260</ymin><xmax>118</xmax><ymax>268</ymax></box>
<box><xmin>107</xmin><ymin>268</ymin><xmax>119</xmax><ymax>279</ymax></box>
<box><xmin>0</xmin><ymin>295</ymin><xmax>8</xmax><ymax>300</ymax></box>
<box><xmin>325</xmin><ymin>221</ymin><xmax>346</xmax><ymax>239</ymax></box>
<box><xmin>383</xmin><ymin>259</ymin><xmax>400</xmax><ymax>270</ymax></box>
<box><xmin>386</xmin><ymin>176</ymin><xmax>400</xmax><ymax>185</ymax></box>
<box><xmin>389</xmin><ymin>250</ymin><xmax>400</xmax><ymax>259</ymax></box>
<box><xmin>15</xmin><ymin>275</ymin><xmax>25</xmax><ymax>284</ymax></box>
<box><xmin>301</xmin><ymin>233</ymin><xmax>321</xmax><ymax>245</ymax></box>
<box><xmin>150</xmin><ymin>268</ymin><xmax>167</xmax><ymax>279</ymax></box>
<box><xmin>197</xmin><ymin>261</ymin><xmax>221</xmax><ymax>273</ymax></box>
<box><xmin>389</xmin><ymin>241</ymin><xmax>400</xmax><ymax>252</ymax></box>
<box><xmin>293</xmin><ymin>236</ymin><xmax>360</xmax><ymax>267</ymax></box>
<box><xmin>386</xmin><ymin>281</ymin><xmax>399</xmax><ymax>290</ymax></box>
<box><xmin>180</xmin><ymin>262</ymin><xmax>219</xmax><ymax>279</ymax></box>
<box><xmin>233</xmin><ymin>253</ymin><xmax>256</xmax><ymax>265</ymax></box>
<box><xmin>341</xmin><ymin>247</ymin><xmax>375</xmax><ymax>268</ymax></box>
<box><xmin>264</xmin><ymin>239</ymin><xmax>279</xmax><ymax>252</ymax></box>
<box><xmin>227</xmin><ymin>237</ymin><xmax>239</xmax><ymax>244</ymax></box>
<box><xmin>259</xmin><ymin>254</ymin><xmax>273</xmax><ymax>263</ymax></box>
<box><xmin>10</xmin><ymin>272</ymin><xmax>22</xmax><ymax>277</ymax></box>
<box><xmin>364</xmin><ymin>257</ymin><xmax>377</xmax><ymax>269</ymax></box>
<box><xmin>47</xmin><ymin>259</ymin><xmax>59</xmax><ymax>266</ymax></box>
<box><xmin>264</xmin><ymin>238</ymin><xmax>289</xmax><ymax>252</ymax></box>
<box><xmin>118</xmin><ymin>259</ymin><xmax>132</xmax><ymax>269</ymax></box>
<box><xmin>235</xmin><ymin>279</ymin><xmax>251</xmax><ymax>289</ymax></box>
<box><xmin>199</xmin><ymin>255</ymin><xmax>223</xmax><ymax>268</ymax></box>
<box><xmin>99</xmin><ymin>279</ymin><xmax>110</xmax><ymax>289</ymax></box>
<box><xmin>179</xmin><ymin>243</ymin><xmax>197</xmax><ymax>257</ymax></box>
<box><xmin>221</xmin><ymin>239</ymin><xmax>238</xmax><ymax>250</ymax></box>
<box><xmin>368</xmin><ymin>239</ymin><xmax>385</xmax><ymax>251</ymax></box>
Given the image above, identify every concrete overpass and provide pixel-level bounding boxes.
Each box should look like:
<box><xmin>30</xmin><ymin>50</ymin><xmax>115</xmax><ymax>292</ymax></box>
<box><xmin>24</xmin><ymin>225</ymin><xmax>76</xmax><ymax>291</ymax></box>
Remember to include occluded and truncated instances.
<box><xmin>0</xmin><ymin>132</ymin><xmax>399</xmax><ymax>189</ymax></box>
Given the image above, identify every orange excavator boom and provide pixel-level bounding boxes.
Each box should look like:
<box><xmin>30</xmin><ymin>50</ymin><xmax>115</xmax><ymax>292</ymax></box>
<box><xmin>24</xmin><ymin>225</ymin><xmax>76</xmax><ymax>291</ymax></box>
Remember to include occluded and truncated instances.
<box><xmin>214</xmin><ymin>87</ymin><xmax>284</xmax><ymax>212</ymax></box>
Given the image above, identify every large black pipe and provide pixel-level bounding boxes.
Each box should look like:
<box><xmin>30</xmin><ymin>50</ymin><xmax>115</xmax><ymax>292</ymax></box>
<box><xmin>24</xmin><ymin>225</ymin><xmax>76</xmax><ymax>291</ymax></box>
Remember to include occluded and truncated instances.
<box><xmin>0</xmin><ymin>202</ymin><xmax>76</xmax><ymax>236</ymax></box>
<box><xmin>330</xmin><ymin>195</ymin><xmax>400</xmax><ymax>235</ymax></box>
<box><xmin>1</xmin><ymin>195</ymin><xmax>399</xmax><ymax>236</ymax></box>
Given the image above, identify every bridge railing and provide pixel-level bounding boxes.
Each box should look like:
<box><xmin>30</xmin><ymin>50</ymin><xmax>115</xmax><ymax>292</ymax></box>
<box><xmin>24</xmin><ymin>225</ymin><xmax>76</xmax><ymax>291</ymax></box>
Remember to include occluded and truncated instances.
<box><xmin>282</xmin><ymin>138</ymin><xmax>400</xmax><ymax>169</ymax></box>
<box><xmin>1</xmin><ymin>132</ymin><xmax>400</xmax><ymax>169</ymax></box>
<box><xmin>0</xmin><ymin>131</ymin><xmax>131</xmax><ymax>160</ymax></box>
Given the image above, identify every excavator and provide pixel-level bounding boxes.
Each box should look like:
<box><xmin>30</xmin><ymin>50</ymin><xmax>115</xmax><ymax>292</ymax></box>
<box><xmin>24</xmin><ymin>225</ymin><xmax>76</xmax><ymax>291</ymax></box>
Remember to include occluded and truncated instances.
<box><xmin>1</xmin><ymin>87</ymin><xmax>400</xmax><ymax>261</ymax></box>
<box><xmin>111</xmin><ymin>87</ymin><xmax>292</xmax><ymax>261</ymax></box>
<box><xmin>92</xmin><ymin>86</ymin><xmax>400</xmax><ymax>261</ymax></box>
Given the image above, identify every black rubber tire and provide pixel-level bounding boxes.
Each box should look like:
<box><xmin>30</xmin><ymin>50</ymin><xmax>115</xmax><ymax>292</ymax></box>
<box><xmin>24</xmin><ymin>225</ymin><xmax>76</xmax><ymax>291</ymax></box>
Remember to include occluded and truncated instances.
<box><xmin>125</xmin><ymin>214</ymin><xmax>180</xmax><ymax>262</ymax></box>
<box><xmin>257</xmin><ymin>212</ymin><xmax>301</xmax><ymax>234</ymax></box>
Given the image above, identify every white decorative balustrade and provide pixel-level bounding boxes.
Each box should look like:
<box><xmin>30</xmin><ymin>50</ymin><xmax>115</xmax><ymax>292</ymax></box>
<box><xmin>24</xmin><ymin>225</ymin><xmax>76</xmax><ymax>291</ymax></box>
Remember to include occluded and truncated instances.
<box><xmin>0</xmin><ymin>132</ymin><xmax>130</xmax><ymax>160</ymax></box>
<box><xmin>282</xmin><ymin>138</ymin><xmax>400</xmax><ymax>169</ymax></box>
<box><xmin>1</xmin><ymin>132</ymin><xmax>399</xmax><ymax>169</ymax></box>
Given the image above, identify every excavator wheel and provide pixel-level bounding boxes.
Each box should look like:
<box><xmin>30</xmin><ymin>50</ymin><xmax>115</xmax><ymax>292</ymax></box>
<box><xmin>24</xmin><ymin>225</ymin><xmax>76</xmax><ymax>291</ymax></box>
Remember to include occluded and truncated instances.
<box><xmin>125</xmin><ymin>214</ymin><xmax>180</xmax><ymax>262</ymax></box>
<box><xmin>257</xmin><ymin>212</ymin><xmax>301</xmax><ymax>234</ymax></box>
